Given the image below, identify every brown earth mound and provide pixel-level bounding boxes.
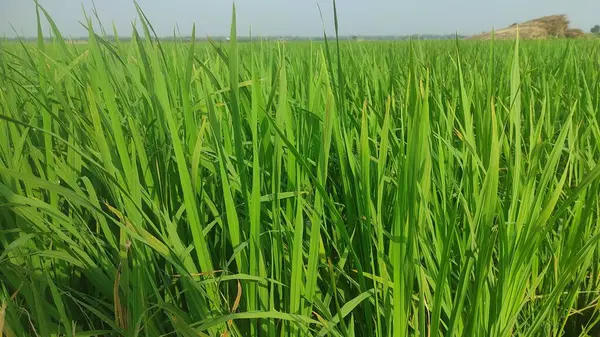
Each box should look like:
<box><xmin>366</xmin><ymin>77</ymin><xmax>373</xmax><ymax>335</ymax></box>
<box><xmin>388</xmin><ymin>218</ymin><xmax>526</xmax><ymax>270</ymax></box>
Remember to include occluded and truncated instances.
<box><xmin>471</xmin><ymin>15</ymin><xmax>584</xmax><ymax>40</ymax></box>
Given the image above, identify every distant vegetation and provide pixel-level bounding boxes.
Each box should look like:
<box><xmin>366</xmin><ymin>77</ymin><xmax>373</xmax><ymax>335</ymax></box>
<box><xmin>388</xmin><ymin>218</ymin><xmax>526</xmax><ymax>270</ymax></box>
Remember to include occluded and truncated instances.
<box><xmin>471</xmin><ymin>14</ymin><xmax>585</xmax><ymax>40</ymax></box>
<box><xmin>3</xmin><ymin>34</ymin><xmax>465</xmax><ymax>43</ymax></box>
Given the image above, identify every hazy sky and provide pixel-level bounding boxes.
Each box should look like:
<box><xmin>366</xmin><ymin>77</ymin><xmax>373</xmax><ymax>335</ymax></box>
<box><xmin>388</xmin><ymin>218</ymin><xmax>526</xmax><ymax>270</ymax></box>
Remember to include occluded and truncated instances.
<box><xmin>1</xmin><ymin>0</ymin><xmax>599</xmax><ymax>38</ymax></box>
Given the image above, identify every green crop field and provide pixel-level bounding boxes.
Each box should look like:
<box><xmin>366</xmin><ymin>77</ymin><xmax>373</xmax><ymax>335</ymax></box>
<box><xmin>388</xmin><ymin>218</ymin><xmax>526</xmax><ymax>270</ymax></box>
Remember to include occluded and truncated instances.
<box><xmin>1</xmin><ymin>4</ymin><xmax>600</xmax><ymax>337</ymax></box>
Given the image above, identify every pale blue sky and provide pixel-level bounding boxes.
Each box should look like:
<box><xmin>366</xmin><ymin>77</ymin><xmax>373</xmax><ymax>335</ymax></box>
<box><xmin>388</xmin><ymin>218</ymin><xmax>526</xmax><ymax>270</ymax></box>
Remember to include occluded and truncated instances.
<box><xmin>1</xmin><ymin>0</ymin><xmax>599</xmax><ymax>38</ymax></box>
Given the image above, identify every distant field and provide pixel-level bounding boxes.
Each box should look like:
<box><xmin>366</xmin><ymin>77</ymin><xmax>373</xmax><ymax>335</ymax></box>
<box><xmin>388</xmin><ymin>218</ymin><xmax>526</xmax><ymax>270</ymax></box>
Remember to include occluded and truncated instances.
<box><xmin>2</xmin><ymin>7</ymin><xmax>600</xmax><ymax>337</ymax></box>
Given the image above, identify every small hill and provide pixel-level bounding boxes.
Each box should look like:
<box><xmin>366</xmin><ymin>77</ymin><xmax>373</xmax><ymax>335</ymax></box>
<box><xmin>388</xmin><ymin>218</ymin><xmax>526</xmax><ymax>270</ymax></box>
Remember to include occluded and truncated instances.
<box><xmin>471</xmin><ymin>15</ymin><xmax>585</xmax><ymax>40</ymax></box>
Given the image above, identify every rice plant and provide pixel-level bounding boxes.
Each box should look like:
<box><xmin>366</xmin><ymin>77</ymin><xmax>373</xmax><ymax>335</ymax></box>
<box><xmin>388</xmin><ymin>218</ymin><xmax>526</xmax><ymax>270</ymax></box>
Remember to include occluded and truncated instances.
<box><xmin>1</xmin><ymin>3</ymin><xmax>600</xmax><ymax>337</ymax></box>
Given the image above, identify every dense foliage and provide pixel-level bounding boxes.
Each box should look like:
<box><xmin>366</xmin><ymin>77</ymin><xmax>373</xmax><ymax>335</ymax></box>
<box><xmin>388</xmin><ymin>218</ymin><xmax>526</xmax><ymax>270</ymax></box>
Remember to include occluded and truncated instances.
<box><xmin>1</xmin><ymin>6</ymin><xmax>600</xmax><ymax>337</ymax></box>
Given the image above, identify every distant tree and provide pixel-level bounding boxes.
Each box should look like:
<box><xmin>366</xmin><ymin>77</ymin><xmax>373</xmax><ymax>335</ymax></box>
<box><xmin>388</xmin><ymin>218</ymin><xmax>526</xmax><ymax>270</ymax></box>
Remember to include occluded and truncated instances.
<box><xmin>592</xmin><ymin>25</ymin><xmax>600</xmax><ymax>34</ymax></box>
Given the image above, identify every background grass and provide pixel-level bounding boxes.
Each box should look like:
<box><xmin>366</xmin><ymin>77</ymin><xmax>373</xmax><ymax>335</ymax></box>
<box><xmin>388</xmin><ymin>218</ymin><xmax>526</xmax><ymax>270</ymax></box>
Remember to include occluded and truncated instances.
<box><xmin>1</xmin><ymin>4</ymin><xmax>600</xmax><ymax>337</ymax></box>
